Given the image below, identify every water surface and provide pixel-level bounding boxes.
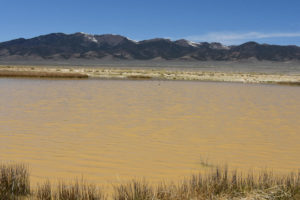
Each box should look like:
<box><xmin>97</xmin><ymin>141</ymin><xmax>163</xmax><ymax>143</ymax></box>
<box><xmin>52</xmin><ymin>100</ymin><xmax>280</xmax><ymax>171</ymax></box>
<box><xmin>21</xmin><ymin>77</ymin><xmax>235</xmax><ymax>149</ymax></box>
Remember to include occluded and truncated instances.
<box><xmin>0</xmin><ymin>78</ymin><xmax>299</xmax><ymax>185</ymax></box>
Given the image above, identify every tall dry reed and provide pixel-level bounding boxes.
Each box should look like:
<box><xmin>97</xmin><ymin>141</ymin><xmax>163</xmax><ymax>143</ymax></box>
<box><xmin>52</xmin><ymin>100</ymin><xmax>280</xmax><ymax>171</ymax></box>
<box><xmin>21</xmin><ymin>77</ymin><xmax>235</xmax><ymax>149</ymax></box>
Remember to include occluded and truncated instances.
<box><xmin>0</xmin><ymin>163</ymin><xmax>30</xmax><ymax>199</ymax></box>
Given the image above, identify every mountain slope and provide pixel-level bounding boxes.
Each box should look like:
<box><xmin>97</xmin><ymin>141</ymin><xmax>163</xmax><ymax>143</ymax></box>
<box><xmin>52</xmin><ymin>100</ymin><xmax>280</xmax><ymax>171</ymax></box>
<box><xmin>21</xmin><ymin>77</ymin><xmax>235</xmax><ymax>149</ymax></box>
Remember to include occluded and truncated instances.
<box><xmin>1</xmin><ymin>32</ymin><xmax>300</xmax><ymax>61</ymax></box>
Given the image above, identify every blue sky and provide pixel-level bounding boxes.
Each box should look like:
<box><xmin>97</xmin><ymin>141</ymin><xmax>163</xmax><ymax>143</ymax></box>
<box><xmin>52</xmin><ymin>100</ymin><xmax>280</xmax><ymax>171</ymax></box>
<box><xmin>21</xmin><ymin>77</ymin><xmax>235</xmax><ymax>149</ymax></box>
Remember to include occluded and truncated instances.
<box><xmin>1</xmin><ymin>0</ymin><xmax>300</xmax><ymax>45</ymax></box>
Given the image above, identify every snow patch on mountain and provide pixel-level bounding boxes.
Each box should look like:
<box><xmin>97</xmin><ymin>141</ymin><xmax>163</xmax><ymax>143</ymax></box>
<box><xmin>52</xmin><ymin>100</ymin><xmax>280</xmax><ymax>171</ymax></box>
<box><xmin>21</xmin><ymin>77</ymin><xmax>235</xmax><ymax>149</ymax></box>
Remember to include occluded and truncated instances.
<box><xmin>175</xmin><ymin>39</ymin><xmax>199</xmax><ymax>47</ymax></box>
<box><xmin>187</xmin><ymin>40</ymin><xmax>199</xmax><ymax>47</ymax></box>
<box><xmin>209</xmin><ymin>42</ymin><xmax>230</xmax><ymax>50</ymax></box>
<box><xmin>79</xmin><ymin>32</ymin><xmax>98</xmax><ymax>43</ymax></box>
<box><xmin>126</xmin><ymin>37</ymin><xmax>138</xmax><ymax>43</ymax></box>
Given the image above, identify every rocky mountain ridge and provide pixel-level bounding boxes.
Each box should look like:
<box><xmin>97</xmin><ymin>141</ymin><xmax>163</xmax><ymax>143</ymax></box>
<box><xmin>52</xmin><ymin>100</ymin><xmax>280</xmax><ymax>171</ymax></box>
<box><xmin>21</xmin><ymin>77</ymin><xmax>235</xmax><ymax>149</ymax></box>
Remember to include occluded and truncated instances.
<box><xmin>1</xmin><ymin>32</ymin><xmax>300</xmax><ymax>61</ymax></box>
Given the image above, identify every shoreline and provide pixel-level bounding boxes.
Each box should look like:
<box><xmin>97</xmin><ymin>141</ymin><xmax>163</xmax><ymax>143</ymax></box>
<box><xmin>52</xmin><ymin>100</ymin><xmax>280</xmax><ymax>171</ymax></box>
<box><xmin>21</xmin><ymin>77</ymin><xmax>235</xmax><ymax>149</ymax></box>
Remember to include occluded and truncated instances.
<box><xmin>1</xmin><ymin>65</ymin><xmax>300</xmax><ymax>85</ymax></box>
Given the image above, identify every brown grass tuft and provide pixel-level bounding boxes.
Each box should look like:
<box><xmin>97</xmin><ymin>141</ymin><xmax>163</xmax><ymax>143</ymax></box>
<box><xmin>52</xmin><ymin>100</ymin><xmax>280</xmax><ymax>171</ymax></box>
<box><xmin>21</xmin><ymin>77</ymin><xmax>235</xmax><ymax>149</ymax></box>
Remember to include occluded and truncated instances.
<box><xmin>36</xmin><ymin>180</ymin><xmax>52</xmax><ymax>200</ymax></box>
<box><xmin>0</xmin><ymin>163</ymin><xmax>30</xmax><ymax>199</ymax></box>
<box><xmin>36</xmin><ymin>179</ymin><xmax>106</xmax><ymax>200</ymax></box>
<box><xmin>113</xmin><ymin>180</ymin><xmax>154</xmax><ymax>200</ymax></box>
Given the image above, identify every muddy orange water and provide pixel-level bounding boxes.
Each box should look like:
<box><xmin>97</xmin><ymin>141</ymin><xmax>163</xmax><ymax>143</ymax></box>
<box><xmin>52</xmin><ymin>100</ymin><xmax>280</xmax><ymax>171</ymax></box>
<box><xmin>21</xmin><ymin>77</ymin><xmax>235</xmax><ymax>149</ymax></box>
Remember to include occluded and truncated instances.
<box><xmin>0</xmin><ymin>78</ymin><xmax>300</xmax><ymax>186</ymax></box>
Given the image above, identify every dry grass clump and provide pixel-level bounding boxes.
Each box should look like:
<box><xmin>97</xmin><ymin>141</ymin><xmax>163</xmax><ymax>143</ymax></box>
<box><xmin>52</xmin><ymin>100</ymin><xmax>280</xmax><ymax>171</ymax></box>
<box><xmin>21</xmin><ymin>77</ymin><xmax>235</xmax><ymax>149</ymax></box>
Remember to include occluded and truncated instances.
<box><xmin>36</xmin><ymin>179</ymin><xmax>106</xmax><ymax>200</ymax></box>
<box><xmin>0</xmin><ymin>163</ymin><xmax>30</xmax><ymax>199</ymax></box>
<box><xmin>113</xmin><ymin>167</ymin><xmax>300</xmax><ymax>200</ymax></box>
<box><xmin>36</xmin><ymin>180</ymin><xmax>52</xmax><ymax>200</ymax></box>
<box><xmin>113</xmin><ymin>180</ymin><xmax>154</xmax><ymax>200</ymax></box>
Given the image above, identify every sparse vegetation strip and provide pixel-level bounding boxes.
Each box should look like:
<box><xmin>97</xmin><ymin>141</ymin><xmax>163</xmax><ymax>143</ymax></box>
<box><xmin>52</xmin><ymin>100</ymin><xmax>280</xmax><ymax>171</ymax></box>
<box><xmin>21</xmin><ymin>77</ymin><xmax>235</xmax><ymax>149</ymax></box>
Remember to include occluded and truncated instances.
<box><xmin>1</xmin><ymin>65</ymin><xmax>300</xmax><ymax>84</ymax></box>
<box><xmin>1</xmin><ymin>163</ymin><xmax>300</xmax><ymax>199</ymax></box>
<box><xmin>1</xmin><ymin>65</ymin><xmax>300</xmax><ymax>85</ymax></box>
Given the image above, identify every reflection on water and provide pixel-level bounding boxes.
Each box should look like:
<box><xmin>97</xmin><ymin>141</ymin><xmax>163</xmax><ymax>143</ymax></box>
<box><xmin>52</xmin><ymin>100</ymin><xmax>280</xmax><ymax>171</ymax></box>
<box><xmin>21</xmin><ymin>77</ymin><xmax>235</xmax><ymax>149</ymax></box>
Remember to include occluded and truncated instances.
<box><xmin>0</xmin><ymin>78</ymin><xmax>299</xmax><ymax>185</ymax></box>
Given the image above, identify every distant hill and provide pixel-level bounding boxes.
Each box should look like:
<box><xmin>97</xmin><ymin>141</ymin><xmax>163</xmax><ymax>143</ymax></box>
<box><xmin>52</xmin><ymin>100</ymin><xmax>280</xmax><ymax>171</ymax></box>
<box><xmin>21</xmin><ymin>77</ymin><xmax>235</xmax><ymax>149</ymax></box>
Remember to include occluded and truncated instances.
<box><xmin>1</xmin><ymin>32</ymin><xmax>300</xmax><ymax>61</ymax></box>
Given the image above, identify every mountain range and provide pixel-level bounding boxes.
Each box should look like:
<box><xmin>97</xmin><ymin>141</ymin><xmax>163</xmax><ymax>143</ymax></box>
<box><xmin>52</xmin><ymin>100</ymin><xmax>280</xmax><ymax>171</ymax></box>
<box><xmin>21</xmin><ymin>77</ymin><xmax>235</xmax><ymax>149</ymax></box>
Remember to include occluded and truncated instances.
<box><xmin>1</xmin><ymin>32</ymin><xmax>300</xmax><ymax>61</ymax></box>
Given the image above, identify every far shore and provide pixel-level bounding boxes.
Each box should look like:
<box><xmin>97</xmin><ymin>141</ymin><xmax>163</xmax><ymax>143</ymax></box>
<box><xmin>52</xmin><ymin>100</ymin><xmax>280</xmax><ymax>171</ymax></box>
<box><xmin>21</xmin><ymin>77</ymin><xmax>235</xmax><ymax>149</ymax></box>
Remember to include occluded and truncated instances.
<box><xmin>1</xmin><ymin>65</ymin><xmax>300</xmax><ymax>85</ymax></box>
